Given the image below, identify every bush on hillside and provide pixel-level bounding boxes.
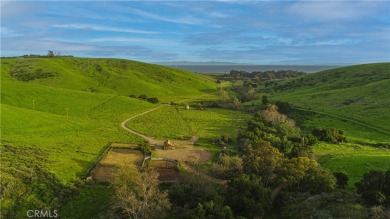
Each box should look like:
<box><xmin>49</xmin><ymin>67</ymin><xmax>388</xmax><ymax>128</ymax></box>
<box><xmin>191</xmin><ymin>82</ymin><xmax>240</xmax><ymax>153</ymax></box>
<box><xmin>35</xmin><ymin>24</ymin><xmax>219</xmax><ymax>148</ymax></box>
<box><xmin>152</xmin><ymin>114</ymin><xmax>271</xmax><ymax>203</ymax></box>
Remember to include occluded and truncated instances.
<box><xmin>333</xmin><ymin>171</ymin><xmax>349</xmax><ymax>189</ymax></box>
<box><xmin>138</xmin><ymin>94</ymin><xmax>148</xmax><ymax>100</ymax></box>
<box><xmin>312</xmin><ymin>128</ymin><xmax>346</xmax><ymax>144</ymax></box>
<box><xmin>275</xmin><ymin>101</ymin><xmax>292</xmax><ymax>114</ymax></box>
<box><xmin>147</xmin><ymin>97</ymin><xmax>159</xmax><ymax>104</ymax></box>
<box><xmin>10</xmin><ymin>68</ymin><xmax>57</xmax><ymax>81</ymax></box>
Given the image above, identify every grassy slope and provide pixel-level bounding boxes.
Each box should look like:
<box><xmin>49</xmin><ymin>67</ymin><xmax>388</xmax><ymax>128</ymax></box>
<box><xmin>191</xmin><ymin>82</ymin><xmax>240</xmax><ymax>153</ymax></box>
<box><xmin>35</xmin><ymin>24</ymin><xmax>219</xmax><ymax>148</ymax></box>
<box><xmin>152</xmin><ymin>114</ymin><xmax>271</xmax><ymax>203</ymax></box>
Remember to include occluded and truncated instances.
<box><xmin>313</xmin><ymin>142</ymin><xmax>390</xmax><ymax>188</ymax></box>
<box><xmin>3</xmin><ymin>57</ymin><xmax>217</xmax><ymax>101</ymax></box>
<box><xmin>268</xmin><ymin>63</ymin><xmax>390</xmax><ymax>143</ymax></box>
<box><xmin>1</xmin><ymin>57</ymin><xmax>218</xmax><ymax>183</ymax></box>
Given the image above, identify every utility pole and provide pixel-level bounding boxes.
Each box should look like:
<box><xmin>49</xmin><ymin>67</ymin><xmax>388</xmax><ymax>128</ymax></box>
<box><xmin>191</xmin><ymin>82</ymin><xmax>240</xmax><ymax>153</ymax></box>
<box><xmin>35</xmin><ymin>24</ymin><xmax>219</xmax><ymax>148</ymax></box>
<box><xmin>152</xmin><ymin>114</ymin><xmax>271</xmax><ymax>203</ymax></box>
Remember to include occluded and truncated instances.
<box><xmin>66</xmin><ymin>107</ymin><xmax>69</xmax><ymax>120</ymax></box>
<box><xmin>32</xmin><ymin>100</ymin><xmax>35</xmax><ymax>110</ymax></box>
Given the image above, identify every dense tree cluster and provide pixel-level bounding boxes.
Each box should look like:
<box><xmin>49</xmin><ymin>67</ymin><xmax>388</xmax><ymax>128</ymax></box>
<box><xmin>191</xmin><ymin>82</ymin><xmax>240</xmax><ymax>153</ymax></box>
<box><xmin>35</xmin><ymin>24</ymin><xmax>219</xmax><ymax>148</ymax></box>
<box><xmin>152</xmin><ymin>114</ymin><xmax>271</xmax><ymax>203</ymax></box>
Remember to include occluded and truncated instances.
<box><xmin>129</xmin><ymin>94</ymin><xmax>160</xmax><ymax>104</ymax></box>
<box><xmin>355</xmin><ymin>169</ymin><xmax>390</xmax><ymax>206</ymax></box>
<box><xmin>312</xmin><ymin>127</ymin><xmax>346</xmax><ymax>144</ymax></box>
<box><xmin>229</xmin><ymin>69</ymin><xmax>306</xmax><ymax>81</ymax></box>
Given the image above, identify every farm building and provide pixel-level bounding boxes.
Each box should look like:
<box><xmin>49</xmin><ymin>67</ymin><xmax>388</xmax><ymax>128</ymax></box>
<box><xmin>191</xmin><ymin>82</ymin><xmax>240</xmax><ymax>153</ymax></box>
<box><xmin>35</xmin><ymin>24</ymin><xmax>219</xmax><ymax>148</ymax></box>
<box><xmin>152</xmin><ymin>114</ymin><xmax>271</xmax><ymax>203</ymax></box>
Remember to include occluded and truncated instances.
<box><xmin>163</xmin><ymin>140</ymin><xmax>172</xmax><ymax>150</ymax></box>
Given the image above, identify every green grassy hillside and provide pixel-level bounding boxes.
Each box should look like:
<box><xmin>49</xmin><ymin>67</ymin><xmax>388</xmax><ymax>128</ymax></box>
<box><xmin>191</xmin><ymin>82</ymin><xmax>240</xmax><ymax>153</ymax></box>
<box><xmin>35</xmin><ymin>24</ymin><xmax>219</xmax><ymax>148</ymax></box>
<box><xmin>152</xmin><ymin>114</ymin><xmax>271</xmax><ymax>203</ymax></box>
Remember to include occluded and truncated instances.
<box><xmin>313</xmin><ymin>142</ymin><xmax>390</xmax><ymax>188</ymax></box>
<box><xmin>2</xmin><ymin>57</ymin><xmax>217</xmax><ymax>102</ymax></box>
<box><xmin>1</xmin><ymin>57</ymin><xmax>219</xmax><ymax>181</ymax></box>
<box><xmin>0</xmin><ymin>57</ymin><xmax>221</xmax><ymax>217</ymax></box>
<box><xmin>267</xmin><ymin>63</ymin><xmax>390</xmax><ymax>143</ymax></box>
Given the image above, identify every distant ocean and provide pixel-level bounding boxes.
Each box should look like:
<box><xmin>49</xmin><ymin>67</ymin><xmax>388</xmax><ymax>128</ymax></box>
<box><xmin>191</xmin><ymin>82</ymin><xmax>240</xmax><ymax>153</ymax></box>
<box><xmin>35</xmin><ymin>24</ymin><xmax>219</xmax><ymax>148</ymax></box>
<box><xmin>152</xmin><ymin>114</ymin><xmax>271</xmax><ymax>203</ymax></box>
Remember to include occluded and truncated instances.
<box><xmin>164</xmin><ymin>65</ymin><xmax>344</xmax><ymax>73</ymax></box>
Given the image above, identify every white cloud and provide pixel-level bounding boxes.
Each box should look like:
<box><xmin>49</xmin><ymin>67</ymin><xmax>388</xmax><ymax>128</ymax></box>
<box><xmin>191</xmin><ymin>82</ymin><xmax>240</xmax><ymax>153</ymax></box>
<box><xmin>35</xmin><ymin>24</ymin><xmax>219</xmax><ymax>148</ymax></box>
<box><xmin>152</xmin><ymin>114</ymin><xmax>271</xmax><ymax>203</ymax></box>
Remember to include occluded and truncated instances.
<box><xmin>287</xmin><ymin>1</ymin><xmax>377</xmax><ymax>20</ymax></box>
<box><xmin>0</xmin><ymin>27</ymin><xmax>21</xmax><ymax>37</ymax></box>
<box><xmin>51</xmin><ymin>24</ymin><xmax>159</xmax><ymax>34</ymax></box>
<box><xmin>88</xmin><ymin>37</ymin><xmax>179</xmax><ymax>46</ymax></box>
<box><xmin>125</xmin><ymin>7</ymin><xmax>204</xmax><ymax>25</ymax></box>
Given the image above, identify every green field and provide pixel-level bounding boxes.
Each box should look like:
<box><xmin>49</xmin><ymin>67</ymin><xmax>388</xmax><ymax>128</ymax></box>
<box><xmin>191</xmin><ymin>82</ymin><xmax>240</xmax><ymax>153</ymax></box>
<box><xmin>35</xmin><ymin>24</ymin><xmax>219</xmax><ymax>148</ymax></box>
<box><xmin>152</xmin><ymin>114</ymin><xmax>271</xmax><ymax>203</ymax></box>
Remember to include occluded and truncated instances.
<box><xmin>313</xmin><ymin>142</ymin><xmax>390</xmax><ymax>188</ymax></box>
<box><xmin>128</xmin><ymin>105</ymin><xmax>251</xmax><ymax>140</ymax></box>
<box><xmin>2</xmin><ymin>58</ymin><xmax>390</xmax><ymax>218</ymax></box>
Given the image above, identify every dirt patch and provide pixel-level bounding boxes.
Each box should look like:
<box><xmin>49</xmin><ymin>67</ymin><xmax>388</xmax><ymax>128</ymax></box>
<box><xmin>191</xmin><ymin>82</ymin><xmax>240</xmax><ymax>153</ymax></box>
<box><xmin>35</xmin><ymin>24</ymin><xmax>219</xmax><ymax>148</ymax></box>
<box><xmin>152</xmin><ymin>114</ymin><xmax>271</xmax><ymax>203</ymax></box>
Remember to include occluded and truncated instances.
<box><xmin>92</xmin><ymin>148</ymin><xmax>143</xmax><ymax>182</ymax></box>
<box><xmin>150</xmin><ymin>160</ymin><xmax>182</xmax><ymax>183</ymax></box>
<box><xmin>156</xmin><ymin>147</ymin><xmax>212</xmax><ymax>163</ymax></box>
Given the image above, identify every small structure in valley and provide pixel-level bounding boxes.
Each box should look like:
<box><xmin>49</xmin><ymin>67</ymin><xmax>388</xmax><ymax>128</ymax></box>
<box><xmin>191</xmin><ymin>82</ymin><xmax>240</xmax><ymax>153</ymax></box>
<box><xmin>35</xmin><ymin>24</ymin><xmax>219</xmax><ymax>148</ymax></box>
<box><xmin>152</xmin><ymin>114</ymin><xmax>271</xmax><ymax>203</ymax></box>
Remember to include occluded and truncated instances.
<box><xmin>163</xmin><ymin>140</ymin><xmax>172</xmax><ymax>150</ymax></box>
<box><xmin>185</xmin><ymin>105</ymin><xmax>190</xmax><ymax>110</ymax></box>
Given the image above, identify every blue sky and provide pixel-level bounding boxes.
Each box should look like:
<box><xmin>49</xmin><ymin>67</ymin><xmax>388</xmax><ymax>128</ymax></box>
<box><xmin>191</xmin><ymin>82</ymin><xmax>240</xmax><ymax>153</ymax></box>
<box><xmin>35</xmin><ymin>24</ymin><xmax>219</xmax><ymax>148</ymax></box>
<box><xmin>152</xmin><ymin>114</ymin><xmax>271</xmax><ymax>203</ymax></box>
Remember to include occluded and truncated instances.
<box><xmin>1</xmin><ymin>1</ymin><xmax>389</xmax><ymax>64</ymax></box>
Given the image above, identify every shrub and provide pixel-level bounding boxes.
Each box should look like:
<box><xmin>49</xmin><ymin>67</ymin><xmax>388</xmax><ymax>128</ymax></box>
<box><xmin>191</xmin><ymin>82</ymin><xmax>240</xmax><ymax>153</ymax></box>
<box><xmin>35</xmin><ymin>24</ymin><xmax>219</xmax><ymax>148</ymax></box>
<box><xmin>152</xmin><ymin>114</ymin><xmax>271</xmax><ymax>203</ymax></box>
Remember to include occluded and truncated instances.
<box><xmin>334</xmin><ymin>171</ymin><xmax>349</xmax><ymax>189</ymax></box>
<box><xmin>312</xmin><ymin>128</ymin><xmax>346</xmax><ymax>144</ymax></box>
<box><xmin>275</xmin><ymin>101</ymin><xmax>292</xmax><ymax>114</ymax></box>
<box><xmin>362</xmin><ymin>191</ymin><xmax>386</xmax><ymax>205</ymax></box>
<box><xmin>147</xmin><ymin>97</ymin><xmax>159</xmax><ymax>104</ymax></box>
<box><xmin>138</xmin><ymin>94</ymin><xmax>148</xmax><ymax>100</ymax></box>
<box><xmin>138</xmin><ymin>141</ymin><xmax>151</xmax><ymax>156</ymax></box>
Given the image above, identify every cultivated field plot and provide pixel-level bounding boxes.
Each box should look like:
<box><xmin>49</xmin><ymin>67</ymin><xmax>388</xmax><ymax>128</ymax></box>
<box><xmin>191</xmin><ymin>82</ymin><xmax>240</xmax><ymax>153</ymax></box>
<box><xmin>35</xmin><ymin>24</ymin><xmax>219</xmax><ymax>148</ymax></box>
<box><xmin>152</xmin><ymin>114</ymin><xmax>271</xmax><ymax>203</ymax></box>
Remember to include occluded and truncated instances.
<box><xmin>91</xmin><ymin>147</ymin><xmax>143</xmax><ymax>182</ymax></box>
<box><xmin>150</xmin><ymin>160</ymin><xmax>182</xmax><ymax>182</ymax></box>
<box><xmin>156</xmin><ymin>145</ymin><xmax>212</xmax><ymax>163</ymax></box>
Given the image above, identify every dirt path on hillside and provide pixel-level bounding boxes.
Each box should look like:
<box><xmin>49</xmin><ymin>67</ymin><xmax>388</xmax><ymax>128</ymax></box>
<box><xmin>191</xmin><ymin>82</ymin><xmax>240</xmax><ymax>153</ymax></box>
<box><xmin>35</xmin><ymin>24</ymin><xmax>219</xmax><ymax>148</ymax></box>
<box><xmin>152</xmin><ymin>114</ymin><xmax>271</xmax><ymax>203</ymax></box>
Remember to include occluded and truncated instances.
<box><xmin>120</xmin><ymin>104</ymin><xmax>166</xmax><ymax>145</ymax></box>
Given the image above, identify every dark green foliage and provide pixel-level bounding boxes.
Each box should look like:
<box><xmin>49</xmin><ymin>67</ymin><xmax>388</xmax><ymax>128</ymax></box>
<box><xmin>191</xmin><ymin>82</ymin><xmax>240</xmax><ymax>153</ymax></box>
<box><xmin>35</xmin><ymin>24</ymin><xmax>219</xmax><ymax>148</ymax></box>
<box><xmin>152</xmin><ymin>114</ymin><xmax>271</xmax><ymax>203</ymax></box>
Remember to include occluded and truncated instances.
<box><xmin>242</xmin><ymin>141</ymin><xmax>284</xmax><ymax>186</ymax></box>
<box><xmin>137</xmin><ymin>94</ymin><xmax>159</xmax><ymax>103</ymax></box>
<box><xmin>10</xmin><ymin>67</ymin><xmax>57</xmax><ymax>81</ymax></box>
<box><xmin>147</xmin><ymin>97</ymin><xmax>159</xmax><ymax>103</ymax></box>
<box><xmin>312</xmin><ymin>128</ymin><xmax>346</xmax><ymax>143</ymax></box>
<box><xmin>95</xmin><ymin>64</ymin><xmax>103</xmax><ymax>72</ymax></box>
<box><xmin>361</xmin><ymin>191</ymin><xmax>386</xmax><ymax>205</ymax></box>
<box><xmin>278</xmin><ymin>191</ymin><xmax>368</xmax><ymax>219</ymax></box>
<box><xmin>138</xmin><ymin>141</ymin><xmax>151</xmax><ymax>156</ymax></box>
<box><xmin>226</xmin><ymin>174</ymin><xmax>271</xmax><ymax>218</ymax></box>
<box><xmin>167</xmin><ymin>181</ymin><xmax>229</xmax><ymax>218</ymax></box>
<box><xmin>275</xmin><ymin>101</ymin><xmax>292</xmax><ymax>114</ymax></box>
<box><xmin>210</xmin><ymin>155</ymin><xmax>243</xmax><ymax>180</ymax></box>
<box><xmin>47</xmin><ymin>50</ymin><xmax>54</xmax><ymax>57</ymax></box>
<box><xmin>334</xmin><ymin>171</ymin><xmax>349</xmax><ymax>189</ymax></box>
<box><xmin>128</xmin><ymin>94</ymin><xmax>137</xmax><ymax>98</ymax></box>
<box><xmin>194</xmin><ymin>201</ymin><xmax>234</xmax><ymax>219</ymax></box>
<box><xmin>262</xmin><ymin>95</ymin><xmax>269</xmax><ymax>105</ymax></box>
<box><xmin>228</xmin><ymin>69</ymin><xmax>305</xmax><ymax>81</ymax></box>
<box><xmin>138</xmin><ymin>94</ymin><xmax>148</xmax><ymax>100</ymax></box>
<box><xmin>355</xmin><ymin>169</ymin><xmax>390</xmax><ymax>205</ymax></box>
<box><xmin>300</xmin><ymin>166</ymin><xmax>336</xmax><ymax>194</ymax></box>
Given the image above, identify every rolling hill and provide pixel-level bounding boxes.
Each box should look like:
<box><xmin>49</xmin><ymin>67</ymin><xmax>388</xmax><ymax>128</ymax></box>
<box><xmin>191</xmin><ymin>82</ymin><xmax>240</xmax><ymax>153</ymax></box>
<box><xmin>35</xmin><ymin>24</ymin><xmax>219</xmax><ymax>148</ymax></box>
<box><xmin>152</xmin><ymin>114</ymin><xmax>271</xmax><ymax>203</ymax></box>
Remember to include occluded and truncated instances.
<box><xmin>2</xmin><ymin>57</ymin><xmax>217</xmax><ymax>102</ymax></box>
<box><xmin>1</xmin><ymin>57</ymin><xmax>219</xmax><ymax>181</ymax></box>
<box><xmin>266</xmin><ymin>63</ymin><xmax>390</xmax><ymax>143</ymax></box>
<box><xmin>0</xmin><ymin>57</ymin><xmax>220</xmax><ymax>217</ymax></box>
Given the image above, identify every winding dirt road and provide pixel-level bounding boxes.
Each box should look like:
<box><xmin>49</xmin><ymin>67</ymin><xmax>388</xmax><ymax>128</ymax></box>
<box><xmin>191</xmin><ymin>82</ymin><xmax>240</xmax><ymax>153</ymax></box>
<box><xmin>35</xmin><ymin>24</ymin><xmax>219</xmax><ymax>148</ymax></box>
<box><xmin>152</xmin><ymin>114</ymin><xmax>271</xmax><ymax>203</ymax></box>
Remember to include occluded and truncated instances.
<box><xmin>120</xmin><ymin>104</ymin><xmax>166</xmax><ymax>145</ymax></box>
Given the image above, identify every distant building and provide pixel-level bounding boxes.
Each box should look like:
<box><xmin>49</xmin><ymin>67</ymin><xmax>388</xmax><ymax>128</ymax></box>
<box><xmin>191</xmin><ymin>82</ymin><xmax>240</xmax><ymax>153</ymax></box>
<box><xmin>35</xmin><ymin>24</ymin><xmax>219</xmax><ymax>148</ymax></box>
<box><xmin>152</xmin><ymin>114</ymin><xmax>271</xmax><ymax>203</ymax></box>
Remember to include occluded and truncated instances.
<box><xmin>185</xmin><ymin>105</ymin><xmax>190</xmax><ymax>110</ymax></box>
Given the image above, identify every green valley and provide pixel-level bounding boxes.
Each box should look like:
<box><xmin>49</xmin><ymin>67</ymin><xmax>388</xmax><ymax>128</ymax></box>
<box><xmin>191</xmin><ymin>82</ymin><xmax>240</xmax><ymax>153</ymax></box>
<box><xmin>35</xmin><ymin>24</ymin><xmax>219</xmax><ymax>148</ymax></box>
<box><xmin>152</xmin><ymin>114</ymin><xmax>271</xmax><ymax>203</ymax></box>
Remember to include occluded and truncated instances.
<box><xmin>1</xmin><ymin>57</ymin><xmax>390</xmax><ymax>218</ymax></box>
